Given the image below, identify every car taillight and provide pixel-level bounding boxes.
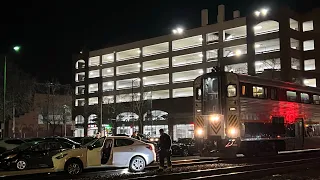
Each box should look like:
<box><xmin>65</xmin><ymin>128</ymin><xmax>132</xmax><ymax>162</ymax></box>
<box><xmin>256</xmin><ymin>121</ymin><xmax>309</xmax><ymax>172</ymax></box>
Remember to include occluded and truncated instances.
<box><xmin>146</xmin><ymin>144</ymin><xmax>153</xmax><ymax>151</ymax></box>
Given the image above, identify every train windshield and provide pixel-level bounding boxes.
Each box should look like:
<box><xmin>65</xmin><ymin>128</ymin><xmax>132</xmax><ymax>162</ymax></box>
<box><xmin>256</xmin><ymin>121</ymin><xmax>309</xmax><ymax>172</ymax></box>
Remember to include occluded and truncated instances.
<box><xmin>203</xmin><ymin>76</ymin><xmax>220</xmax><ymax>115</ymax></box>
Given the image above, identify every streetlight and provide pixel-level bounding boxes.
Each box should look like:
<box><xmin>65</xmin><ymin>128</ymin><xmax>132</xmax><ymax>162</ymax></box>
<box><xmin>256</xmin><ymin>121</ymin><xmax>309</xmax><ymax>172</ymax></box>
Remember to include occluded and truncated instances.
<box><xmin>3</xmin><ymin>45</ymin><xmax>21</xmax><ymax>138</ymax></box>
<box><xmin>172</xmin><ymin>27</ymin><xmax>184</xmax><ymax>34</ymax></box>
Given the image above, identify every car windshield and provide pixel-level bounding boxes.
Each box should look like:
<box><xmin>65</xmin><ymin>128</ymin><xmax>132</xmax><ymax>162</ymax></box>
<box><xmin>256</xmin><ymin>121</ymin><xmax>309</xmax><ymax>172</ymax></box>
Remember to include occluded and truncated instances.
<box><xmin>83</xmin><ymin>137</ymin><xmax>100</xmax><ymax>147</ymax></box>
<box><xmin>12</xmin><ymin>141</ymin><xmax>39</xmax><ymax>151</ymax></box>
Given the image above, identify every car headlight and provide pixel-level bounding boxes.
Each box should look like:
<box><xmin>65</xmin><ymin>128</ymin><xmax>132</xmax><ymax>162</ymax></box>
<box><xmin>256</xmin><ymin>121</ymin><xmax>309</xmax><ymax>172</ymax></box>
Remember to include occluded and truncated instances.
<box><xmin>228</xmin><ymin>128</ymin><xmax>237</xmax><ymax>136</ymax></box>
<box><xmin>55</xmin><ymin>153</ymin><xmax>68</xmax><ymax>159</ymax></box>
<box><xmin>196</xmin><ymin>128</ymin><xmax>203</xmax><ymax>136</ymax></box>
<box><xmin>4</xmin><ymin>154</ymin><xmax>17</xmax><ymax>160</ymax></box>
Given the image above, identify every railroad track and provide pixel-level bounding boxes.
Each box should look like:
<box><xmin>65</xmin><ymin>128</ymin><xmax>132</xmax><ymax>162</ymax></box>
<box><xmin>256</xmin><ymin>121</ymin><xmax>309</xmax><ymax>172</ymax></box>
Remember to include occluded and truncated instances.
<box><xmin>4</xmin><ymin>150</ymin><xmax>320</xmax><ymax>180</ymax></box>
<box><xmin>128</xmin><ymin>156</ymin><xmax>320</xmax><ymax>180</ymax></box>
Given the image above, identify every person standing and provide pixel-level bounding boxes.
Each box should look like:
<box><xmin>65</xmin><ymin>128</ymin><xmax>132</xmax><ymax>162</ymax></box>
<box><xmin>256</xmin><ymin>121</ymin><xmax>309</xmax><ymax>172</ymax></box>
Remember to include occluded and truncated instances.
<box><xmin>158</xmin><ymin>129</ymin><xmax>172</xmax><ymax>171</ymax></box>
<box><xmin>131</xmin><ymin>131</ymin><xmax>141</xmax><ymax>140</ymax></box>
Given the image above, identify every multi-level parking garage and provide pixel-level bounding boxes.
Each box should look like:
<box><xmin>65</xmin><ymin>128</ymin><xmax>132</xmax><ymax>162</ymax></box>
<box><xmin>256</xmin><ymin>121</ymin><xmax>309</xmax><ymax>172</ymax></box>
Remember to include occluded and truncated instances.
<box><xmin>72</xmin><ymin>4</ymin><xmax>320</xmax><ymax>139</ymax></box>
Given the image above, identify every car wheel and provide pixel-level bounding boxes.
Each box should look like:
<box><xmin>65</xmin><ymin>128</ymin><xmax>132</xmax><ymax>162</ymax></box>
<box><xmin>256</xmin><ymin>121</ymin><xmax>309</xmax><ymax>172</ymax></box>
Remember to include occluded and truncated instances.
<box><xmin>182</xmin><ymin>149</ymin><xmax>189</xmax><ymax>157</ymax></box>
<box><xmin>129</xmin><ymin>156</ymin><xmax>146</xmax><ymax>172</ymax></box>
<box><xmin>65</xmin><ymin>159</ymin><xmax>83</xmax><ymax>175</ymax></box>
<box><xmin>16</xmin><ymin>159</ymin><xmax>27</xmax><ymax>170</ymax></box>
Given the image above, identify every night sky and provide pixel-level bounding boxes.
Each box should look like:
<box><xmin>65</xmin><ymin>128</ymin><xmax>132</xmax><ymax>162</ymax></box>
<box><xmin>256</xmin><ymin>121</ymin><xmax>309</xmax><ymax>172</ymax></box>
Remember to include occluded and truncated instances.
<box><xmin>0</xmin><ymin>0</ymin><xmax>317</xmax><ymax>85</ymax></box>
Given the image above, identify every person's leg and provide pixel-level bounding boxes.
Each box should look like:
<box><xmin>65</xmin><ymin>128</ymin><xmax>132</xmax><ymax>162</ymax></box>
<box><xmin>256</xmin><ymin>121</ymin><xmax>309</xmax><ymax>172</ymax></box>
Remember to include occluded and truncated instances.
<box><xmin>158</xmin><ymin>151</ymin><xmax>165</xmax><ymax>171</ymax></box>
<box><xmin>167</xmin><ymin>150</ymin><xmax>172</xmax><ymax>169</ymax></box>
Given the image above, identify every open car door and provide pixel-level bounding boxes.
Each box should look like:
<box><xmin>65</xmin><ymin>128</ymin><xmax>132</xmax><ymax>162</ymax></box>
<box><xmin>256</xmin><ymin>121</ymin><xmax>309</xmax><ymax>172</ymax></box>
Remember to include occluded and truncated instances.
<box><xmin>101</xmin><ymin>138</ymin><xmax>114</xmax><ymax>166</ymax></box>
<box><xmin>87</xmin><ymin>137</ymin><xmax>105</xmax><ymax>167</ymax></box>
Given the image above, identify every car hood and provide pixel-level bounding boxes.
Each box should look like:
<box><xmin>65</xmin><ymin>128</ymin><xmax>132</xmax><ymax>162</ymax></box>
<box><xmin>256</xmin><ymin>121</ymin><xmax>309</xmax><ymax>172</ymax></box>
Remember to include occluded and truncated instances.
<box><xmin>53</xmin><ymin>147</ymin><xmax>87</xmax><ymax>158</ymax></box>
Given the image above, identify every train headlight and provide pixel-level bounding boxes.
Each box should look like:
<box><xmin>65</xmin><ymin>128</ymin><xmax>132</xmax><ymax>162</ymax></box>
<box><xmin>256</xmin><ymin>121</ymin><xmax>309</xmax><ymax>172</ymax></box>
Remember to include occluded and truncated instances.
<box><xmin>209</xmin><ymin>114</ymin><xmax>220</xmax><ymax>122</ymax></box>
<box><xmin>196</xmin><ymin>128</ymin><xmax>203</xmax><ymax>136</ymax></box>
<box><xmin>228</xmin><ymin>128</ymin><xmax>237</xmax><ymax>136</ymax></box>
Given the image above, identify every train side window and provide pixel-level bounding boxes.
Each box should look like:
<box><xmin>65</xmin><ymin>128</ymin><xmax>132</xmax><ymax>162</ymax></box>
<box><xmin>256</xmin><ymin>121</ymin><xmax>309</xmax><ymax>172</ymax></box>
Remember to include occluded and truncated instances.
<box><xmin>313</xmin><ymin>95</ymin><xmax>320</xmax><ymax>104</ymax></box>
<box><xmin>270</xmin><ymin>88</ymin><xmax>278</xmax><ymax>100</ymax></box>
<box><xmin>301</xmin><ymin>93</ymin><xmax>310</xmax><ymax>103</ymax></box>
<box><xmin>227</xmin><ymin>85</ymin><xmax>237</xmax><ymax>97</ymax></box>
<box><xmin>253</xmin><ymin>86</ymin><xmax>264</xmax><ymax>98</ymax></box>
<box><xmin>286</xmin><ymin>91</ymin><xmax>297</xmax><ymax>102</ymax></box>
<box><xmin>241</xmin><ymin>85</ymin><xmax>246</xmax><ymax>96</ymax></box>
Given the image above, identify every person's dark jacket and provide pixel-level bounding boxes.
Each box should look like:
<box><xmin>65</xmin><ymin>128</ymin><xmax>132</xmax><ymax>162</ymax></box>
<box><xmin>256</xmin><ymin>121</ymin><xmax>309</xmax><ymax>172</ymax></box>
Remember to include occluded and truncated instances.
<box><xmin>159</xmin><ymin>133</ymin><xmax>172</xmax><ymax>150</ymax></box>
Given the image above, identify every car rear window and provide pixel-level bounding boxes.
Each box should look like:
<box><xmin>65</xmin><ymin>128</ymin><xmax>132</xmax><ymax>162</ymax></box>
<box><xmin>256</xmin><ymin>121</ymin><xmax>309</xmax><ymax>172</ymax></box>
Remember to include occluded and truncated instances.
<box><xmin>5</xmin><ymin>139</ymin><xmax>25</xmax><ymax>144</ymax></box>
<box><xmin>114</xmin><ymin>139</ymin><xmax>134</xmax><ymax>147</ymax></box>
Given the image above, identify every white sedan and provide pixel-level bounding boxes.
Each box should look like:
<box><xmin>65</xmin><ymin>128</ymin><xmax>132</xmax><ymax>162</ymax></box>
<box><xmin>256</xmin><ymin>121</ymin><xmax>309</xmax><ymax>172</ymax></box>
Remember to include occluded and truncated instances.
<box><xmin>52</xmin><ymin>136</ymin><xmax>156</xmax><ymax>175</ymax></box>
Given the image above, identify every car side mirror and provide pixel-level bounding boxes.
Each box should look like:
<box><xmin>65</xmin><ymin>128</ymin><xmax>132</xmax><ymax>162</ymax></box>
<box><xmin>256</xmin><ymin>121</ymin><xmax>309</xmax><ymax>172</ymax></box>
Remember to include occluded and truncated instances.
<box><xmin>88</xmin><ymin>145</ymin><xmax>94</xmax><ymax>150</ymax></box>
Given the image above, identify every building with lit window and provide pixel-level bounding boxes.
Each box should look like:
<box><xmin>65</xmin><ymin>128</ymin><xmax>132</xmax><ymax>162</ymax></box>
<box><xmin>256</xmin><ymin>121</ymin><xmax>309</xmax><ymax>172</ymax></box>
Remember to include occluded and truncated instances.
<box><xmin>73</xmin><ymin>5</ymin><xmax>320</xmax><ymax>139</ymax></box>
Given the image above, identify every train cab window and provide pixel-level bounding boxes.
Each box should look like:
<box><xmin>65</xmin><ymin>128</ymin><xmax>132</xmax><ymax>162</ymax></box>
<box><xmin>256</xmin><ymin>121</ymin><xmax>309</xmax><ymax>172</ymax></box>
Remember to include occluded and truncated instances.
<box><xmin>270</xmin><ymin>88</ymin><xmax>278</xmax><ymax>100</ymax></box>
<box><xmin>286</xmin><ymin>91</ymin><xmax>297</xmax><ymax>102</ymax></box>
<box><xmin>301</xmin><ymin>93</ymin><xmax>310</xmax><ymax>103</ymax></box>
<box><xmin>253</xmin><ymin>86</ymin><xmax>264</xmax><ymax>98</ymax></box>
<box><xmin>313</xmin><ymin>95</ymin><xmax>320</xmax><ymax>104</ymax></box>
<box><xmin>227</xmin><ymin>85</ymin><xmax>237</xmax><ymax>97</ymax></box>
<box><xmin>196</xmin><ymin>87</ymin><xmax>202</xmax><ymax>100</ymax></box>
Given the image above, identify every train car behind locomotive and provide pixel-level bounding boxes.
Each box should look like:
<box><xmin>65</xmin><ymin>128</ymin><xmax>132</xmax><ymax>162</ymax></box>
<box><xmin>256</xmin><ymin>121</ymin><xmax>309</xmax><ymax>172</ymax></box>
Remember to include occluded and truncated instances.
<box><xmin>194</xmin><ymin>70</ymin><xmax>320</xmax><ymax>157</ymax></box>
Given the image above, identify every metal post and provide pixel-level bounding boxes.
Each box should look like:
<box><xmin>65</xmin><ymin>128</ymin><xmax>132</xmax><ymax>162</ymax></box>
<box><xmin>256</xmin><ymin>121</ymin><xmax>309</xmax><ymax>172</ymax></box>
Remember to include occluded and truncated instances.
<box><xmin>3</xmin><ymin>56</ymin><xmax>6</xmax><ymax>138</ymax></box>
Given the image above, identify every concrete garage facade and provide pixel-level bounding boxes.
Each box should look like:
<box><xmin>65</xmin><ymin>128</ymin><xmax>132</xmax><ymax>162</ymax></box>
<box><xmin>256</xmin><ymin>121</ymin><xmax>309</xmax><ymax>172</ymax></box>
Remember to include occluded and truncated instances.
<box><xmin>72</xmin><ymin>5</ymin><xmax>320</xmax><ymax>140</ymax></box>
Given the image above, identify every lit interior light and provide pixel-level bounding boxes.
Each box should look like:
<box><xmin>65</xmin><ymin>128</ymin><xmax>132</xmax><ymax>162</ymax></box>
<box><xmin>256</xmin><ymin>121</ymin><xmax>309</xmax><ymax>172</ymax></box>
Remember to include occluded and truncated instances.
<box><xmin>199</xmin><ymin>70</ymin><xmax>204</xmax><ymax>74</ymax></box>
<box><xmin>89</xmin><ymin>85</ymin><xmax>94</xmax><ymax>88</ymax></box>
<box><xmin>137</xmin><ymin>49</ymin><xmax>141</xmax><ymax>54</ymax></box>
<box><xmin>80</xmin><ymin>51</ymin><xmax>83</xmax><ymax>54</ymax></box>
<box><xmin>235</xmin><ymin>50</ymin><xmax>242</xmax><ymax>56</ymax></box>
<box><xmin>199</xmin><ymin>53</ymin><xmax>204</xmax><ymax>58</ymax></box>
<box><xmin>255</xmin><ymin>61</ymin><xmax>263</xmax><ymax>66</ymax></box>
<box><xmin>254</xmin><ymin>26</ymin><xmax>262</xmax><ymax>30</ymax></box>
<box><xmin>137</xmin><ymin>64</ymin><xmax>141</xmax><ymax>68</ymax></box>
<box><xmin>107</xmin><ymin>69</ymin><xmax>111</xmax><ymax>73</ymax></box>
<box><xmin>137</xmin><ymin>93</ymin><xmax>141</xmax><ymax>96</ymax></box>
<box><xmin>143</xmin><ymin>77</ymin><xmax>146</xmax><ymax>80</ymax></box>
<box><xmin>226</xmin><ymin>35</ymin><xmax>234</xmax><ymax>40</ymax></box>
<box><xmin>107</xmin><ymin>82</ymin><xmax>113</xmax><ymax>86</ymax></box>
<box><xmin>89</xmin><ymin>72</ymin><xmax>93</xmax><ymax>75</ymax></box>
<box><xmin>304</xmin><ymin>79</ymin><xmax>310</xmax><ymax>84</ymax></box>
<box><xmin>255</xmin><ymin>44</ymin><xmax>261</xmax><ymax>48</ymax></box>
<box><xmin>254</xmin><ymin>11</ymin><xmax>261</xmax><ymax>17</ymax></box>
<box><xmin>107</xmin><ymin>55</ymin><xmax>113</xmax><ymax>60</ymax></box>
<box><xmin>197</xmin><ymin>109</ymin><xmax>201</xmax><ymax>112</ymax></box>
<box><xmin>261</xmin><ymin>8</ymin><xmax>269</xmax><ymax>16</ymax></box>
<box><xmin>199</xmin><ymin>37</ymin><xmax>203</xmax><ymax>41</ymax></box>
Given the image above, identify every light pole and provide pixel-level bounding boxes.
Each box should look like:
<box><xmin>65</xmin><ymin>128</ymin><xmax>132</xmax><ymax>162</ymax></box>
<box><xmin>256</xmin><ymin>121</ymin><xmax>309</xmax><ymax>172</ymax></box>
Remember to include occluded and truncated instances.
<box><xmin>3</xmin><ymin>45</ymin><xmax>21</xmax><ymax>138</ymax></box>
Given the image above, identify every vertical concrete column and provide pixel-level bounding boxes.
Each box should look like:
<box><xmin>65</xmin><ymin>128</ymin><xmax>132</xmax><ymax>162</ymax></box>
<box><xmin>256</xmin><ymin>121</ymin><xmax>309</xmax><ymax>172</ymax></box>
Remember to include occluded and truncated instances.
<box><xmin>113</xmin><ymin>52</ymin><xmax>117</xmax><ymax>99</ymax></box>
<box><xmin>83</xmin><ymin>50</ymin><xmax>89</xmax><ymax>137</ymax></box>
<box><xmin>202</xmin><ymin>34</ymin><xmax>206</xmax><ymax>73</ymax></box>
<box><xmin>246</xmin><ymin>16</ymin><xmax>256</xmax><ymax>75</ymax></box>
<box><xmin>279</xmin><ymin>14</ymin><xmax>292</xmax><ymax>82</ymax></box>
<box><xmin>218</xmin><ymin>28</ymin><xmax>224</xmax><ymax>69</ymax></box>
<box><xmin>201</xmin><ymin>9</ymin><xmax>208</xmax><ymax>27</ymax></box>
<box><xmin>169</xmin><ymin>41</ymin><xmax>173</xmax><ymax>98</ymax></box>
<box><xmin>313</xmin><ymin>10</ymin><xmax>320</xmax><ymax>87</ymax></box>
<box><xmin>217</xmin><ymin>5</ymin><xmax>225</xmax><ymax>23</ymax></box>
<box><xmin>98</xmin><ymin>56</ymin><xmax>103</xmax><ymax>133</ymax></box>
<box><xmin>139</xmin><ymin>47</ymin><xmax>144</xmax><ymax>134</ymax></box>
